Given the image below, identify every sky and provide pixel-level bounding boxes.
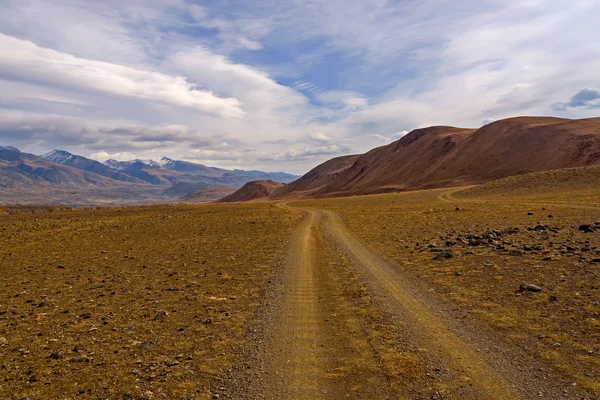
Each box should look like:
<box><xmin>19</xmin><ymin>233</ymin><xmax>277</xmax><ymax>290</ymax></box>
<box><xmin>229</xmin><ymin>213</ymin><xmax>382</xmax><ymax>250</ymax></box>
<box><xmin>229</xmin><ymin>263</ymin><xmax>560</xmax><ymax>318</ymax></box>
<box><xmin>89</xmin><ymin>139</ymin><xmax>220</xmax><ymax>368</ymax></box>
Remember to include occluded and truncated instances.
<box><xmin>0</xmin><ymin>0</ymin><xmax>599</xmax><ymax>174</ymax></box>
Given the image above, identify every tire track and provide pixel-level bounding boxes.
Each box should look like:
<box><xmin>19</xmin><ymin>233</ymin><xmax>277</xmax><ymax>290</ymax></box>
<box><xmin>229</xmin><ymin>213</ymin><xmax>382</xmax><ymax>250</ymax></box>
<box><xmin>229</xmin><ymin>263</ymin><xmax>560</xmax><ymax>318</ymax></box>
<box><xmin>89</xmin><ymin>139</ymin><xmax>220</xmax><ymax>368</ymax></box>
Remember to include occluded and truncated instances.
<box><xmin>319</xmin><ymin>208</ymin><xmax>522</xmax><ymax>400</ymax></box>
<box><xmin>266</xmin><ymin>209</ymin><xmax>328</xmax><ymax>398</ymax></box>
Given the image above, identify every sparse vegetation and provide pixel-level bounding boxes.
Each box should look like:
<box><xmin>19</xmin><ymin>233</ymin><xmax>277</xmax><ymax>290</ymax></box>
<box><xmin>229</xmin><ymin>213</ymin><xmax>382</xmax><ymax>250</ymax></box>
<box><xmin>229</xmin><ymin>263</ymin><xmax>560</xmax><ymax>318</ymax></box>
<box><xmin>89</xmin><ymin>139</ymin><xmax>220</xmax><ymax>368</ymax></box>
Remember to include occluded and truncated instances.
<box><xmin>0</xmin><ymin>203</ymin><xmax>300</xmax><ymax>399</ymax></box>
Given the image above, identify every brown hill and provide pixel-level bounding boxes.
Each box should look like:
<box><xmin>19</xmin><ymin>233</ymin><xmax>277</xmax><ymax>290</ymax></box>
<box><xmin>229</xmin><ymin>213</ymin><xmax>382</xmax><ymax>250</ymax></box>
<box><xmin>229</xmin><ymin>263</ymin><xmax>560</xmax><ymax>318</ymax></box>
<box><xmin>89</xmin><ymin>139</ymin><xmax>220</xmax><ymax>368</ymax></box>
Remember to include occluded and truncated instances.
<box><xmin>180</xmin><ymin>186</ymin><xmax>236</xmax><ymax>203</ymax></box>
<box><xmin>282</xmin><ymin>116</ymin><xmax>600</xmax><ymax>198</ymax></box>
<box><xmin>219</xmin><ymin>180</ymin><xmax>284</xmax><ymax>203</ymax></box>
<box><xmin>457</xmin><ymin>164</ymin><xmax>600</xmax><ymax>199</ymax></box>
<box><xmin>271</xmin><ymin>154</ymin><xmax>361</xmax><ymax>199</ymax></box>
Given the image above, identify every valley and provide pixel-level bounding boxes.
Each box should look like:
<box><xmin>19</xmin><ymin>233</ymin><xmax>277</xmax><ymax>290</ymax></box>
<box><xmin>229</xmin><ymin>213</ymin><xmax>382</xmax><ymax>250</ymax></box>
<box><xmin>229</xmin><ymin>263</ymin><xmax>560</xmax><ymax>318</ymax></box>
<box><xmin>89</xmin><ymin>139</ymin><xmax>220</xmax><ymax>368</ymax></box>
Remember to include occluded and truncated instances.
<box><xmin>2</xmin><ymin>171</ymin><xmax>599</xmax><ymax>399</ymax></box>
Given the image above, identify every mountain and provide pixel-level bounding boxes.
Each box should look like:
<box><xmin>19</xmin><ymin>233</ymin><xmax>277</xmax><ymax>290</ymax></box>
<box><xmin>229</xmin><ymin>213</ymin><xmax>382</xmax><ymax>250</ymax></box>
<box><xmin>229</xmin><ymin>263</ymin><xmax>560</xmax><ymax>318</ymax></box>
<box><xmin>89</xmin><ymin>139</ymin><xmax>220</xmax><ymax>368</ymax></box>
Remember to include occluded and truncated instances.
<box><xmin>218</xmin><ymin>180</ymin><xmax>284</xmax><ymax>203</ymax></box>
<box><xmin>42</xmin><ymin>150</ymin><xmax>142</xmax><ymax>183</ymax></box>
<box><xmin>0</xmin><ymin>147</ymin><xmax>164</xmax><ymax>205</ymax></box>
<box><xmin>270</xmin><ymin>154</ymin><xmax>361</xmax><ymax>199</ymax></box>
<box><xmin>276</xmin><ymin>116</ymin><xmax>600</xmax><ymax>199</ymax></box>
<box><xmin>180</xmin><ymin>186</ymin><xmax>237</xmax><ymax>203</ymax></box>
<box><xmin>156</xmin><ymin>157</ymin><xmax>228</xmax><ymax>176</ymax></box>
<box><xmin>0</xmin><ymin>147</ymin><xmax>299</xmax><ymax>205</ymax></box>
<box><xmin>103</xmin><ymin>157</ymin><xmax>299</xmax><ymax>187</ymax></box>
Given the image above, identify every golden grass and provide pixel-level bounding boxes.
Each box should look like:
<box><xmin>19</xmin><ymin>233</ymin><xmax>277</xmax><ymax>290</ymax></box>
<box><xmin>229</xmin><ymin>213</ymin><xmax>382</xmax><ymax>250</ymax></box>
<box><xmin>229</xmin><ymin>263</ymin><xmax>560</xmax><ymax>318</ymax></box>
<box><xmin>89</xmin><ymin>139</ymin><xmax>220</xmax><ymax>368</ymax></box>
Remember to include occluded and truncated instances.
<box><xmin>0</xmin><ymin>202</ymin><xmax>300</xmax><ymax>399</ymax></box>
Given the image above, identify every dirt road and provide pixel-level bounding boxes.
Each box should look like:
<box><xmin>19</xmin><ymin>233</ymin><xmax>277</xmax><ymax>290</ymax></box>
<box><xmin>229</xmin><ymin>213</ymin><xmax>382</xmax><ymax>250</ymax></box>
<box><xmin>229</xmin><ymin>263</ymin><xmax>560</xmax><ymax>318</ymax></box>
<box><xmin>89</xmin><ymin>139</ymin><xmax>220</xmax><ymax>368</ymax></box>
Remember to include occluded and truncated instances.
<box><xmin>240</xmin><ymin>201</ymin><xmax>595</xmax><ymax>399</ymax></box>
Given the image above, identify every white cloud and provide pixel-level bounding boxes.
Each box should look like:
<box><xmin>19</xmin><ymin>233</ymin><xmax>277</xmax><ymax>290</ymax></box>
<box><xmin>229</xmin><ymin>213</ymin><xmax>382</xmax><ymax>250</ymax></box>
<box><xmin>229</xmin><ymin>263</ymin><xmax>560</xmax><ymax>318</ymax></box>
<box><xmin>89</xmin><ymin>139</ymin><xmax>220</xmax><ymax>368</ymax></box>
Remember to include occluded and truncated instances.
<box><xmin>0</xmin><ymin>34</ymin><xmax>244</xmax><ymax>118</ymax></box>
<box><xmin>391</xmin><ymin>131</ymin><xmax>409</xmax><ymax>141</ymax></box>
<box><xmin>308</xmin><ymin>132</ymin><xmax>331</xmax><ymax>142</ymax></box>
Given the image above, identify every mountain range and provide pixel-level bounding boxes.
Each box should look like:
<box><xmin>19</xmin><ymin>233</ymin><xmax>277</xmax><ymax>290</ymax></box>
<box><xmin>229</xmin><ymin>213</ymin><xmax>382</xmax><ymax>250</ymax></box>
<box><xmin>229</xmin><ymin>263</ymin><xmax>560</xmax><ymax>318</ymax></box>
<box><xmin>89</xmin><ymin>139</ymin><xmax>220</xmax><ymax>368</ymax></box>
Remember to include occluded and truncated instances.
<box><xmin>221</xmin><ymin>116</ymin><xmax>600</xmax><ymax>202</ymax></box>
<box><xmin>0</xmin><ymin>147</ymin><xmax>298</xmax><ymax>205</ymax></box>
<box><xmin>3</xmin><ymin>116</ymin><xmax>600</xmax><ymax>205</ymax></box>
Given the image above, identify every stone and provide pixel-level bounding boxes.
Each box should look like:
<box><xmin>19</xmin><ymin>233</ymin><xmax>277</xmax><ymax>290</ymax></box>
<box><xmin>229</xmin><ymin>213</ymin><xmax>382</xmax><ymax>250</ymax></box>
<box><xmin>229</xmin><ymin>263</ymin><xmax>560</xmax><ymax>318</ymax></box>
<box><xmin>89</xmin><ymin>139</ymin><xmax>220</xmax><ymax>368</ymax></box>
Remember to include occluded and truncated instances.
<box><xmin>579</xmin><ymin>224</ymin><xmax>595</xmax><ymax>233</ymax></box>
<box><xmin>519</xmin><ymin>283</ymin><xmax>542</xmax><ymax>293</ymax></box>
<box><xmin>153</xmin><ymin>311</ymin><xmax>169</xmax><ymax>322</ymax></box>
<box><xmin>433</xmin><ymin>250</ymin><xmax>453</xmax><ymax>260</ymax></box>
<box><xmin>527</xmin><ymin>212</ymin><xmax>534</xmax><ymax>215</ymax></box>
<box><xmin>49</xmin><ymin>350</ymin><xmax>66</xmax><ymax>360</ymax></box>
<box><xmin>73</xmin><ymin>344</ymin><xmax>85</xmax><ymax>353</ymax></box>
<box><xmin>139</xmin><ymin>341</ymin><xmax>152</xmax><ymax>350</ymax></box>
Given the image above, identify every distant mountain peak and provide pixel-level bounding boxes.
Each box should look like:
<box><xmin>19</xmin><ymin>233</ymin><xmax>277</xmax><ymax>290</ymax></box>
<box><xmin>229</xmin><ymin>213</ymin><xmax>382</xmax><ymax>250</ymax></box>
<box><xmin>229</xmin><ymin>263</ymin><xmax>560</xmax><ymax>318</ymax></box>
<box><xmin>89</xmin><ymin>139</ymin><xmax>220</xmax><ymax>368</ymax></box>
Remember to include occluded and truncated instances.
<box><xmin>42</xmin><ymin>149</ymin><xmax>75</xmax><ymax>164</ymax></box>
<box><xmin>0</xmin><ymin>146</ymin><xmax>20</xmax><ymax>153</ymax></box>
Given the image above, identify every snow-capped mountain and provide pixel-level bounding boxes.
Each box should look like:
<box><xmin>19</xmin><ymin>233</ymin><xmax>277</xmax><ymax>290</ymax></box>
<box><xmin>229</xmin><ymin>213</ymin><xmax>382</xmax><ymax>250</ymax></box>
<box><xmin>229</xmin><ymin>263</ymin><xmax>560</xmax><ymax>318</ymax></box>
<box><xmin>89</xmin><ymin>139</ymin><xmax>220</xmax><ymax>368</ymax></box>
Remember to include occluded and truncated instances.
<box><xmin>0</xmin><ymin>146</ymin><xmax>20</xmax><ymax>153</ymax></box>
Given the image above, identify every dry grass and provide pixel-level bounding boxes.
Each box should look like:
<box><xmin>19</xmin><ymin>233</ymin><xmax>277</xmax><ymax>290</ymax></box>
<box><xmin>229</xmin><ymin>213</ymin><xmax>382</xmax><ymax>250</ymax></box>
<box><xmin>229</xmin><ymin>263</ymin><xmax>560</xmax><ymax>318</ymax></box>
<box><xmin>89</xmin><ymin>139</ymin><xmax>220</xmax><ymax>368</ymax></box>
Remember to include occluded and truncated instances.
<box><xmin>0</xmin><ymin>203</ymin><xmax>300</xmax><ymax>399</ymax></box>
<box><xmin>292</xmin><ymin>182</ymin><xmax>600</xmax><ymax>394</ymax></box>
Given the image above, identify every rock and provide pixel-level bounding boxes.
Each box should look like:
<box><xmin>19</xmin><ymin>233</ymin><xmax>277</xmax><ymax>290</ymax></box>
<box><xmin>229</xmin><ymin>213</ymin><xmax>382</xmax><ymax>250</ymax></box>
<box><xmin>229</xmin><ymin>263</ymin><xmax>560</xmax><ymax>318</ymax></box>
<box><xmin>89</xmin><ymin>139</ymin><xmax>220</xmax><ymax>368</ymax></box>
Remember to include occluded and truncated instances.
<box><xmin>455</xmin><ymin>207</ymin><xmax>460</xmax><ymax>211</ymax></box>
<box><xmin>139</xmin><ymin>341</ymin><xmax>152</xmax><ymax>350</ymax></box>
<box><xmin>49</xmin><ymin>350</ymin><xmax>66</xmax><ymax>359</ymax></box>
<box><xmin>483</xmin><ymin>263</ymin><xmax>494</xmax><ymax>268</ymax></box>
<box><xmin>548</xmin><ymin>215</ymin><xmax>553</xmax><ymax>218</ymax></box>
<box><xmin>579</xmin><ymin>224</ymin><xmax>596</xmax><ymax>233</ymax></box>
<box><xmin>0</xmin><ymin>337</ymin><xmax>6</xmax><ymax>347</ymax></box>
<box><xmin>433</xmin><ymin>250</ymin><xmax>453</xmax><ymax>260</ymax></box>
<box><xmin>510</xmin><ymin>250</ymin><xmax>523</xmax><ymax>256</ymax></box>
<box><xmin>37</xmin><ymin>301</ymin><xmax>51</xmax><ymax>308</ymax></box>
<box><xmin>73</xmin><ymin>344</ymin><xmax>85</xmax><ymax>353</ymax></box>
<box><xmin>153</xmin><ymin>311</ymin><xmax>169</xmax><ymax>322</ymax></box>
<box><xmin>454</xmin><ymin>271</ymin><xmax>462</xmax><ymax>276</ymax></box>
<box><xmin>534</xmin><ymin>225</ymin><xmax>546</xmax><ymax>231</ymax></box>
<box><xmin>595</xmin><ymin>221</ymin><xmax>600</xmax><ymax>226</ymax></box>
<box><xmin>527</xmin><ymin>212</ymin><xmax>534</xmax><ymax>215</ymax></box>
<box><xmin>549</xmin><ymin>295</ymin><xmax>558</xmax><ymax>302</ymax></box>
<box><xmin>590</xmin><ymin>258</ymin><xmax>600</xmax><ymax>263</ymax></box>
<box><xmin>519</xmin><ymin>283</ymin><xmax>542</xmax><ymax>293</ymax></box>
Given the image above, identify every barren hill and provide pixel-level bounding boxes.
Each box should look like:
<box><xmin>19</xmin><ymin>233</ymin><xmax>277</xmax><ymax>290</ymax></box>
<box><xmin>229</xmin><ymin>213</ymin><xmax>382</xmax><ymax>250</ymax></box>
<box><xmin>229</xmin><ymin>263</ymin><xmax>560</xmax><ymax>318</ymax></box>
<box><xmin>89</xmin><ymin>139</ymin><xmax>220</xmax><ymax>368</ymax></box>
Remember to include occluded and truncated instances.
<box><xmin>270</xmin><ymin>154</ymin><xmax>361</xmax><ymax>199</ymax></box>
<box><xmin>181</xmin><ymin>186</ymin><xmax>236</xmax><ymax>203</ymax></box>
<box><xmin>219</xmin><ymin>180</ymin><xmax>284</xmax><ymax>203</ymax></box>
<box><xmin>281</xmin><ymin>116</ymin><xmax>600</xmax><ymax>199</ymax></box>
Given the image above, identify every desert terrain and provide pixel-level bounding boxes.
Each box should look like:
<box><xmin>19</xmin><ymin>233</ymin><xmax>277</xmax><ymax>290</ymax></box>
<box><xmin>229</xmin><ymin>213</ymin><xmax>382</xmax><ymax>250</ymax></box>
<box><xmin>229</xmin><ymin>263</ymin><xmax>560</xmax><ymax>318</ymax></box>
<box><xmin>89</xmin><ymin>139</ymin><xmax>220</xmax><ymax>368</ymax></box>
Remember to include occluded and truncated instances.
<box><xmin>1</xmin><ymin>165</ymin><xmax>600</xmax><ymax>399</ymax></box>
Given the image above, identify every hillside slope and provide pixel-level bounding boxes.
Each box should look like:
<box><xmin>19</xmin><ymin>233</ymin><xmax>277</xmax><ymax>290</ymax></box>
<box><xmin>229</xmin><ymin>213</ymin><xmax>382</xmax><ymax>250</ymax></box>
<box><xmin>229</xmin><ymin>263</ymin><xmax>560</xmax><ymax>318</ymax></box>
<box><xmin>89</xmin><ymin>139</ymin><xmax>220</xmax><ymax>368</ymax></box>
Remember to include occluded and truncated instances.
<box><xmin>284</xmin><ymin>117</ymin><xmax>600</xmax><ymax>198</ymax></box>
<box><xmin>219</xmin><ymin>180</ymin><xmax>284</xmax><ymax>203</ymax></box>
<box><xmin>271</xmin><ymin>154</ymin><xmax>361</xmax><ymax>199</ymax></box>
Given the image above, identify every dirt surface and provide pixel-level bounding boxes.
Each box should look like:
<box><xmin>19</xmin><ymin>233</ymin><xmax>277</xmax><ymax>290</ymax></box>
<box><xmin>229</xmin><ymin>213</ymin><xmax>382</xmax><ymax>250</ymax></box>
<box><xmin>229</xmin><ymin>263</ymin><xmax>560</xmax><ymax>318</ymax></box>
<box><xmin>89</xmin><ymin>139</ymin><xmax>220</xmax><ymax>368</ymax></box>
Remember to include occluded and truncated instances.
<box><xmin>2</xmin><ymin>176</ymin><xmax>600</xmax><ymax>399</ymax></box>
<box><xmin>0</xmin><ymin>203</ymin><xmax>300</xmax><ymax>399</ymax></box>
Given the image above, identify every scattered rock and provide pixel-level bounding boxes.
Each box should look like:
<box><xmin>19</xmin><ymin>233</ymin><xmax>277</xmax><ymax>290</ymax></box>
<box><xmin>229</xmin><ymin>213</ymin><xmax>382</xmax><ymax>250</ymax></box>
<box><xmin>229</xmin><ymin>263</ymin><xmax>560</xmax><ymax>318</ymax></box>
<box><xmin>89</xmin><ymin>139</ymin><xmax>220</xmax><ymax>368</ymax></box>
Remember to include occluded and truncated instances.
<box><xmin>433</xmin><ymin>250</ymin><xmax>453</xmax><ymax>260</ymax></box>
<box><xmin>37</xmin><ymin>301</ymin><xmax>51</xmax><ymax>308</ymax></box>
<box><xmin>139</xmin><ymin>341</ymin><xmax>152</xmax><ymax>350</ymax></box>
<box><xmin>0</xmin><ymin>337</ymin><xmax>6</xmax><ymax>347</ymax></box>
<box><xmin>527</xmin><ymin>212</ymin><xmax>534</xmax><ymax>215</ymax></box>
<box><xmin>549</xmin><ymin>295</ymin><xmax>558</xmax><ymax>302</ymax></box>
<box><xmin>579</xmin><ymin>224</ymin><xmax>596</xmax><ymax>233</ymax></box>
<box><xmin>519</xmin><ymin>283</ymin><xmax>542</xmax><ymax>293</ymax></box>
<box><xmin>73</xmin><ymin>344</ymin><xmax>85</xmax><ymax>353</ymax></box>
<box><xmin>153</xmin><ymin>311</ymin><xmax>169</xmax><ymax>322</ymax></box>
<box><xmin>454</xmin><ymin>271</ymin><xmax>462</xmax><ymax>276</ymax></box>
<box><xmin>49</xmin><ymin>350</ymin><xmax>66</xmax><ymax>360</ymax></box>
<box><xmin>510</xmin><ymin>250</ymin><xmax>523</xmax><ymax>256</ymax></box>
<box><xmin>483</xmin><ymin>263</ymin><xmax>494</xmax><ymax>268</ymax></box>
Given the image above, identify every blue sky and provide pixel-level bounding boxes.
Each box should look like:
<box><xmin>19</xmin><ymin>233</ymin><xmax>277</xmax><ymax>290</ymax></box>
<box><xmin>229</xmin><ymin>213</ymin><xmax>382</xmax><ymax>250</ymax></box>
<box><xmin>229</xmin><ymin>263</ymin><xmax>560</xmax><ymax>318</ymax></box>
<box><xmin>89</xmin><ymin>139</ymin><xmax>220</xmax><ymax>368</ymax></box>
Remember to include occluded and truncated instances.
<box><xmin>0</xmin><ymin>0</ymin><xmax>599</xmax><ymax>173</ymax></box>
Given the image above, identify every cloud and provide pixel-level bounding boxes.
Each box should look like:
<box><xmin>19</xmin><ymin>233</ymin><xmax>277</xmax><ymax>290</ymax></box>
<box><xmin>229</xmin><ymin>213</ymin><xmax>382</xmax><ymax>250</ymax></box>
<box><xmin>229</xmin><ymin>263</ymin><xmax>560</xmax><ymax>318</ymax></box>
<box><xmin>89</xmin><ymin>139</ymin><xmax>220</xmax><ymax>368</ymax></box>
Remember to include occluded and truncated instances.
<box><xmin>552</xmin><ymin>88</ymin><xmax>600</xmax><ymax>111</ymax></box>
<box><xmin>390</xmin><ymin>131</ymin><xmax>409</xmax><ymax>141</ymax></box>
<box><xmin>0</xmin><ymin>111</ymin><xmax>232</xmax><ymax>153</ymax></box>
<box><xmin>259</xmin><ymin>144</ymin><xmax>351</xmax><ymax>162</ymax></box>
<box><xmin>308</xmin><ymin>132</ymin><xmax>331</xmax><ymax>142</ymax></box>
<box><xmin>0</xmin><ymin>34</ymin><xmax>244</xmax><ymax>118</ymax></box>
<box><xmin>1</xmin><ymin>0</ymin><xmax>599</xmax><ymax>175</ymax></box>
